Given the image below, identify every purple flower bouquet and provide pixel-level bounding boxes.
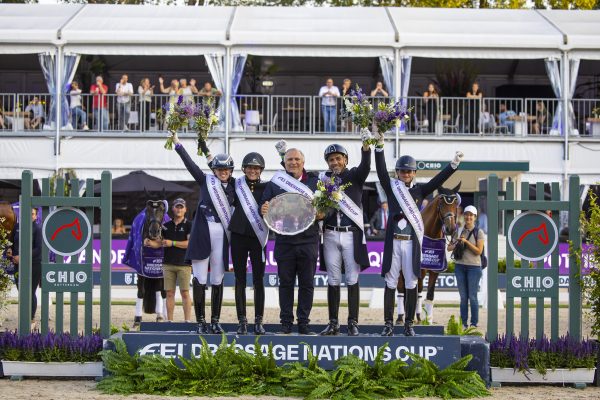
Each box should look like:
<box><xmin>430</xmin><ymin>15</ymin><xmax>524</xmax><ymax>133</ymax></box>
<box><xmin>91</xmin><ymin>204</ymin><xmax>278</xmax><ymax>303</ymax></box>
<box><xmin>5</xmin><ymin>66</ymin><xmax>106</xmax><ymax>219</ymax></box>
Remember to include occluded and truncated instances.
<box><xmin>313</xmin><ymin>174</ymin><xmax>352</xmax><ymax>215</ymax></box>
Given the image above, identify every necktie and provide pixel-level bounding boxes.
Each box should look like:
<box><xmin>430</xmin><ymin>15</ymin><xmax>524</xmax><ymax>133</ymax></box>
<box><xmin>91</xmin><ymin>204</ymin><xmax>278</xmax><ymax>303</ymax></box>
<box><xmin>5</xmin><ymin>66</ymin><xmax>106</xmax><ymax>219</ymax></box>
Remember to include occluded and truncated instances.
<box><xmin>383</xmin><ymin>210</ymin><xmax>387</xmax><ymax>230</ymax></box>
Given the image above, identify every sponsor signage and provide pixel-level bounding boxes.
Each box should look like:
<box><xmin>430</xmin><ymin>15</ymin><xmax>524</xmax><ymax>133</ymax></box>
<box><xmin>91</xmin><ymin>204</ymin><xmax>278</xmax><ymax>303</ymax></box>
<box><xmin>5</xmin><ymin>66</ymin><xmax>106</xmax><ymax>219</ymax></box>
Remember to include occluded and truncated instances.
<box><xmin>507</xmin><ymin>211</ymin><xmax>558</xmax><ymax>262</ymax></box>
<box><xmin>121</xmin><ymin>333</ymin><xmax>461</xmax><ymax>370</ymax></box>
<box><xmin>42</xmin><ymin>263</ymin><xmax>93</xmax><ymax>292</ymax></box>
<box><xmin>506</xmin><ymin>268</ymin><xmax>559</xmax><ymax>298</ymax></box>
<box><xmin>42</xmin><ymin>207</ymin><xmax>91</xmax><ymax>256</ymax></box>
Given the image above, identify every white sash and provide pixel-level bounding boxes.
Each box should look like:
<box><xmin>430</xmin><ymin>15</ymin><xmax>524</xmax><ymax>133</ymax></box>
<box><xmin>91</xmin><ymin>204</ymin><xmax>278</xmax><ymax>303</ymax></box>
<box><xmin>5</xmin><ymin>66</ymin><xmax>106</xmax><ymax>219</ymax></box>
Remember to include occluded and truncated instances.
<box><xmin>271</xmin><ymin>170</ymin><xmax>314</xmax><ymax>200</ymax></box>
<box><xmin>390</xmin><ymin>178</ymin><xmax>424</xmax><ymax>247</ymax></box>
<box><xmin>319</xmin><ymin>172</ymin><xmax>366</xmax><ymax>244</ymax></box>
<box><xmin>207</xmin><ymin>174</ymin><xmax>232</xmax><ymax>242</ymax></box>
<box><xmin>235</xmin><ymin>177</ymin><xmax>269</xmax><ymax>248</ymax></box>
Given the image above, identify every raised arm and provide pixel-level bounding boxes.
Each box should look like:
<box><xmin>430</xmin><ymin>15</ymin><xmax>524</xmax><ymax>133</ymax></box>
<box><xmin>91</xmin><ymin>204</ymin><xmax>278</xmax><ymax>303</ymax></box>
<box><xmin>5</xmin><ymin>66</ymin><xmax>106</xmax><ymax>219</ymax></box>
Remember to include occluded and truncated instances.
<box><xmin>419</xmin><ymin>151</ymin><xmax>463</xmax><ymax>198</ymax></box>
<box><xmin>172</xmin><ymin>132</ymin><xmax>206</xmax><ymax>185</ymax></box>
<box><xmin>374</xmin><ymin>147</ymin><xmax>392</xmax><ymax>195</ymax></box>
<box><xmin>353</xmin><ymin>146</ymin><xmax>372</xmax><ymax>184</ymax></box>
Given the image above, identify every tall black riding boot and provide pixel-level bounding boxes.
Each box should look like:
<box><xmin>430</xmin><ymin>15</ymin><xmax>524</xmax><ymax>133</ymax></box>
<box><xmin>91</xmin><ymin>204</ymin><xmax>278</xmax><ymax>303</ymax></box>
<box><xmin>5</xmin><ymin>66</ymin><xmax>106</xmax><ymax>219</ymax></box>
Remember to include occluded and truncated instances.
<box><xmin>235</xmin><ymin>283</ymin><xmax>248</xmax><ymax>334</ymax></box>
<box><xmin>347</xmin><ymin>283</ymin><xmax>360</xmax><ymax>336</ymax></box>
<box><xmin>404</xmin><ymin>287</ymin><xmax>417</xmax><ymax>337</ymax></box>
<box><xmin>381</xmin><ymin>286</ymin><xmax>396</xmax><ymax>336</ymax></box>
<box><xmin>192</xmin><ymin>278</ymin><xmax>208</xmax><ymax>334</ymax></box>
<box><xmin>210</xmin><ymin>284</ymin><xmax>224</xmax><ymax>334</ymax></box>
<box><xmin>320</xmin><ymin>285</ymin><xmax>340</xmax><ymax>335</ymax></box>
<box><xmin>254</xmin><ymin>283</ymin><xmax>266</xmax><ymax>335</ymax></box>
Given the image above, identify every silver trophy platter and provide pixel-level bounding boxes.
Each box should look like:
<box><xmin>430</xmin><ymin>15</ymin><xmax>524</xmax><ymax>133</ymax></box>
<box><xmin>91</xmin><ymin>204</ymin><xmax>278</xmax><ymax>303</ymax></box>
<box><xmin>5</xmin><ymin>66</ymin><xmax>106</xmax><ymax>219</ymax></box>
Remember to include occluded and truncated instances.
<box><xmin>264</xmin><ymin>192</ymin><xmax>316</xmax><ymax>235</ymax></box>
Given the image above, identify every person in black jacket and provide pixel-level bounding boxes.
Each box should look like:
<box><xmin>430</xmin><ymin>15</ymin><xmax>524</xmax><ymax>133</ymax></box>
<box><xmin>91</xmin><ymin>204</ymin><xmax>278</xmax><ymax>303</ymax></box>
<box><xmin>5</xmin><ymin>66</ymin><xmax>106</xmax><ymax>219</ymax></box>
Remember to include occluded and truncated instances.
<box><xmin>230</xmin><ymin>152</ymin><xmax>269</xmax><ymax>335</ymax></box>
<box><xmin>260</xmin><ymin>147</ymin><xmax>321</xmax><ymax>335</ymax></box>
<box><xmin>319</xmin><ymin>141</ymin><xmax>371</xmax><ymax>336</ymax></box>
<box><xmin>374</xmin><ymin>134</ymin><xmax>463</xmax><ymax>336</ymax></box>
<box><xmin>12</xmin><ymin>207</ymin><xmax>43</xmax><ymax>328</ymax></box>
<box><xmin>171</xmin><ymin>132</ymin><xmax>235</xmax><ymax>334</ymax></box>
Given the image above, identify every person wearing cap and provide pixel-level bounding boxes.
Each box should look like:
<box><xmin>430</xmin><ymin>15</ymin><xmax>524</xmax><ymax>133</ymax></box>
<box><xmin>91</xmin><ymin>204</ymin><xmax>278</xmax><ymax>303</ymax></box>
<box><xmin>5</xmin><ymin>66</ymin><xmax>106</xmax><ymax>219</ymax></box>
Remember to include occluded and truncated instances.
<box><xmin>374</xmin><ymin>132</ymin><xmax>463</xmax><ymax>336</ymax></box>
<box><xmin>160</xmin><ymin>198</ymin><xmax>193</xmax><ymax>322</ymax></box>
<box><xmin>319</xmin><ymin>138</ymin><xmax>371</xmax><ymax>337</ymax></box>
<box><xmin>447</xmin><ymin>205</ymin><xmax>485</xmax><ymax>329</ymax></box>
<box><xmin>170</xmin><ymin>131</ymin><xmax>235</xmax><ymax>334</ymax></box>
<box><xmin>260</xmin><ymin>145</ymin><xmax>321</xmax><ymax>335</ymax></box>
<box><xmin>229</xmin><ymin>152</ymin><xmax>269</xmax><ymax>335</ymax></box>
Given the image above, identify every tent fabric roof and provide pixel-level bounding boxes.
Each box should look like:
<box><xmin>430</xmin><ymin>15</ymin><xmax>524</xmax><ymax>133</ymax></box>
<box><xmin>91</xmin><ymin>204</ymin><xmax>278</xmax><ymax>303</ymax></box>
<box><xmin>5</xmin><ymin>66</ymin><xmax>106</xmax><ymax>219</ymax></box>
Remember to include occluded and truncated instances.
<box><xmin>228</xmin><ymin>7</ymin><xmax>396</xmax><ymax>57</ymax></box>
<box><xmin>0</xmin><ymin>5</ymin><xmax>598</xmax><ymax>60</ymax></box>
<box><xmin>539</xmin><ymin>10</ymin><xmax>600</xmax><ymax>60</ymax></box>
<box><xmin>60</xmin><ymin>5</ymin><xmax>233</xmax><ymax>55</ymax></box>
<box><xmin>389</xmin><ymin>8</ymin><xmax>564</xmax><ymax>59</ymax></box>
<box><xmin>0</xmin><ymin>4</ymin><xmax>81</xmax><ymax>54</ymax></box>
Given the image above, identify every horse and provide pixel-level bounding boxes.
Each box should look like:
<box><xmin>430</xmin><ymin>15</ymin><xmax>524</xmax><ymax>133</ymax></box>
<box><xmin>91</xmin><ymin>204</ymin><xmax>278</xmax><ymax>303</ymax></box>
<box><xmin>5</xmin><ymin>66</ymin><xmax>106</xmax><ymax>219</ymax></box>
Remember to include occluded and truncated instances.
<box><xmin>143</xmin><ymin>199</ymin><xmax>167</xmax><ymax>241</ymax></box>
<box><xmin>396</xmin><ymin>183</ymin><xmax>461</xmax><ymax>324</ymax></box>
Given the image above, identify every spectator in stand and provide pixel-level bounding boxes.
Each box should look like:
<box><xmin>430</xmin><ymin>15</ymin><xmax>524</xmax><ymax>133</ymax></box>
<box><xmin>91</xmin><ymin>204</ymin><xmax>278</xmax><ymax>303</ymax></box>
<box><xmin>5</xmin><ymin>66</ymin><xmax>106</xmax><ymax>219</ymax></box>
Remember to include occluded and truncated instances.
<box><xmin>91</xmin><ymin>75</ymin><xmax>108</xmax><ymax>131</ymax></box>
<box><xmin>159</xmin><ymin>77</ymin><xmax>180</xmax><ymax>103</ymax></box>
<box><xmin>24</xmin><ymin>96</ymin><xmax>45</xmax><ymax>130</ymax></box>
<box><xmin>138</xmin><ymin>78</ymin><xmax>154</xmax><ymax>132</ymax></box>
<box><xmin>423</xmin><ymin>83</ymin><xmax>439</xmax><ymax>133</ymax></box>
<box><xmin>319</xmin><ymin>78</ymin><xmax>340</xmax><ymax>133</ymax></box>
<box><xmin>112</xmin><ymin>218</ymin><xmax>127</xmax><ymax>235</ymax></box>
<box><xmin>69</xmin><ymin>81</ymin><xmax>89</xmax><ymax>131</ymax></box>
<box><xmin>341</xmin><ymin>78</ymin><xmax>353</xmax><ymax>132</ymax></box>
<box><xmin>178</xmin><ymin>78</ymin><xmax>195</xmax><ymax>104</ymax></box>
<box><xmin>466</xmin><ymin>82</ymin><xmax>483</xmax><ymax>134</ymax></box>
<box><xmin>370</xmin><ymin>81</ymin><xmax>389</xmax><ymax>98</ymax></box>
<box><xmin>199</xmin><ymin>82</ymin><xmax>222</xmax><ymax>97</ymax></box>
<box><xmin>116</xmin><ymin>74</ymin><xmax>134</xmax><ymax>131</ymax></box>
<box><xmin>498</xmin><ymin>103</ymin><xmax>516</xmax><ymax>134</ymax></box>
<box><xmin>479</xmin><ymin>103</ymin><xmax>495</xmax><ymax>134</ymax></box>
<box><xmin>0</xmin><ymin>99</ymin><xmax>8</xmax><ymax>129</ymax></box>
<box><xmin>532</xmin><ymin>101</ymin><xmax>547</xmax><ymax>135</ymax></box>
<box><xmin>369</xmin><ymin>201</ymin><xmax>389</xmax><ymax>237</ymax></box>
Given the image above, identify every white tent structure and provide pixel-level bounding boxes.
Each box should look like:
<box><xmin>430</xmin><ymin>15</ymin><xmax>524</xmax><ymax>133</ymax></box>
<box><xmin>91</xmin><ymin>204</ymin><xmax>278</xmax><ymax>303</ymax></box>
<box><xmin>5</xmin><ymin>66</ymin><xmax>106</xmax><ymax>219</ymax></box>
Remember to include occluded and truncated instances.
<box><xmin>0</xmin><ymin>4</ymin><xmax>599</xmax><ymax>184</ymax></box>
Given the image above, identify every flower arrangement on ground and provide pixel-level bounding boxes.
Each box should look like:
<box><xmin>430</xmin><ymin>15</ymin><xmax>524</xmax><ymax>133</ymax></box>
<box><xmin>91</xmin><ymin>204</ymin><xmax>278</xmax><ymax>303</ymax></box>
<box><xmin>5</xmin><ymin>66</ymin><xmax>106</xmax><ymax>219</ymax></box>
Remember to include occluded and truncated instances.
<box><xmin>0</xmin><ymin>330</ymin><xmax>103</xmax><ymax>362</ymax></box>
<box><xmin>490</xmin><ymin>333</ymin><xmax>598</xmax><ymax>375</ymax></box>
<box><xmin>374</xmin><ymin>100</ymin><xmax>411</xmax><ymax>136</ymax></box>
<box><xmin>313</xmin><ymin>174</ymin><xmax>352</xmax><ymax>215</ymax></box>
<box><xmin>161</xmin><ymin>96</ymin><xmax>219</xmax><ymax>156</ymax></box>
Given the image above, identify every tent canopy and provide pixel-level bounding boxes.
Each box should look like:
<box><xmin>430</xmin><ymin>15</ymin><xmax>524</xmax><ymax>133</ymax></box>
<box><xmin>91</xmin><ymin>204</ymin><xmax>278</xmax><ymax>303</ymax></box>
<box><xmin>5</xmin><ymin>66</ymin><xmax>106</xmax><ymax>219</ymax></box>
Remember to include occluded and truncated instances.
<box><xmin>539</xmin><ymin>10</ymin><xmax>600</xmax><ymax>60</ymax></box>
<box><xmin>229</xmin><ymin>7</ymin><xmax>396</xmax><ymax>58</ymax></box>
<box><xmin>0</xmin><ymin>4</ymin><xmax>81</xmax><ymax>54</ymax></box>
<box><xmin>60</xmin><ymin>4</ymin><xmax>233</xmax><ymax>56</ymax></box>
<box><xmin>388</xmin><ymin>8</ymin><xmax>564</xmax><ymax>59</ymax></box>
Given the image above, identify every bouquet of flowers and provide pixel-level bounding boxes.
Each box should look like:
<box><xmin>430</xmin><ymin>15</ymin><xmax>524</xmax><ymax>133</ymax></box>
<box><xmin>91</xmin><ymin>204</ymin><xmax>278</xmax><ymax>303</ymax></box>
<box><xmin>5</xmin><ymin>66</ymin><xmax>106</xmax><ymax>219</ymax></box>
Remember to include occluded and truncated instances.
<box><xmin>593</xmin><ymin>107</ymin><xmax>600</xmax><ymax>119</ymax></box>
<box><xmin>313</xmin><ymin>174</ymin><xmax>352</xmax><ymax>215</ymax></box>
<box><xmin>161</xmin><ymin>96</ymin><xmax>219</xmax><ymax>156</ymax></box>
<box><xmin>374</xmin><ymin>101</ymin><xmax>411</xmax><ymax>137</ymax></box>
<box><xmin>342</xmin><ymin>86</ymin><xmax>379</xmax><ymax>146</ymax></box>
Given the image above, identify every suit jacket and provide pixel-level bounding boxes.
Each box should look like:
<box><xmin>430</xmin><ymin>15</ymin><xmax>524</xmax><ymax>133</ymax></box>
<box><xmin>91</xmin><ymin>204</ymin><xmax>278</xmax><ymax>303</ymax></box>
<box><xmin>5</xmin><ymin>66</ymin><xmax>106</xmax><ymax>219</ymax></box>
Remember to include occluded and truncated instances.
<box><xmin>319</xmin><ymin>148</ymin><xmax>371</xmax><ymax>271</ymax></box>
<box><xmin>369</xmin><ymin>208</ymin><xmax>389</xmax><ymax>231</ymax></box>
<box><xmin>229</xmin><ymin>178</ymin><xmax>267</xmax><ymax>239</ymax></box>
<box><xmin>176</xmin><ymin>145</ymin><xmax>235</xmax><ymax>265</ymax></box>
<box><xmin>375</xmin><ymin>148</ymin><xmax>457</xmax><ymax>277</ymax></box>
<box><xmin>260</xmin><ymin>170</ymin><xmax>319</xmax><ymax>261</ymax></box>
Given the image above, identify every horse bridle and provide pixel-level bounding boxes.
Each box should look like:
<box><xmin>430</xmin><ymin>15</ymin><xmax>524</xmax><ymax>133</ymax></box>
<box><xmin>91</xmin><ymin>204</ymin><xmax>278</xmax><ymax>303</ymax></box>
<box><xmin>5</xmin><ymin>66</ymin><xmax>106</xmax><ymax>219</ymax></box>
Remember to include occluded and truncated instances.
<box><xmin>145</xmin><ymin>200</ymin><xmax>167</xmax><ymax>240</ymax></box>
<box><xmin>437</xmin><ymin>193</ymin><xmax>460</xmax><ymax>237</ymax></box>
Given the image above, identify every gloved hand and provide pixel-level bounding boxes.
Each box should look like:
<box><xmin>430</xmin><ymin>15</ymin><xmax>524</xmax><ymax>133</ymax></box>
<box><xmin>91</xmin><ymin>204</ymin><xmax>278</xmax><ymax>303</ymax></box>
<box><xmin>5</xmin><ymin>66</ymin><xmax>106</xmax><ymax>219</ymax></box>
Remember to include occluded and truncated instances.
<box><xmin>360</xmin><ymin>128</ymin><xmax>372</xmax><ymax>144</ymax></box>
<box><xmin>275</xmin><ymin>139</ymin><xmax>288</xmax><ymax>157</ymax></box>
<box><xmin>169</xmin><ymin>131</ymin><xmax>180</xmax><ymax>145</ymax></box>
<box><xmin>207</xmin><ymin>153</ymin><xmax>214</xmax><ymax>164</ymax></box>
<box><xmin>373</xmin><ymin>130</ymin><xmax>384</xmax><ymax>147</ymax></box>
<box><xmin>450</xmin><ymin>151</ymin><xmax>464</xmax><ymax>169</ymax></box>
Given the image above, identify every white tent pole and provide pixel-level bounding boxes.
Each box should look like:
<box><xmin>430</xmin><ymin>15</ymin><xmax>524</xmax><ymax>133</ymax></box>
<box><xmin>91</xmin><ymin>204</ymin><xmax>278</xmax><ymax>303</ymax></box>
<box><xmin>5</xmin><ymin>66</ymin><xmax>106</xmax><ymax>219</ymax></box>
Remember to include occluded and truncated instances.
<box><xmin>55</xmin><ymin>45</ymin><xmax>62</xmax><ymax>173</ymax></box>
<box><xmin>561</xmin><ymin>51</ymin><xmax>569</xmax><ymax>199</ymax></box>
<box><xmin>394</xmin><ymin>48</ymin><xmax>401</xmax><ymax>158</ymax></box>
<box><xmin>224</xmin><ymin>47</ymin><xmax>231</xmax><ymax>154</ymax></box>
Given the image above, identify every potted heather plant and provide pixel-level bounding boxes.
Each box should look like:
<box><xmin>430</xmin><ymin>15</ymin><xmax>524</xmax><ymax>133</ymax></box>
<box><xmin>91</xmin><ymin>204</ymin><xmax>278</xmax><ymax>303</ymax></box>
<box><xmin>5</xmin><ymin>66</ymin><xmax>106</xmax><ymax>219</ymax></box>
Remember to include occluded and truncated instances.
<box><xmin>0</xmin><ymin>330</ymin><xmax>104</xmax><ymax>377</ymax></box>
<box><xmin>490</xmin><ymin>333</ymin><xmax>598</xmax><ymax>384</ymax></box>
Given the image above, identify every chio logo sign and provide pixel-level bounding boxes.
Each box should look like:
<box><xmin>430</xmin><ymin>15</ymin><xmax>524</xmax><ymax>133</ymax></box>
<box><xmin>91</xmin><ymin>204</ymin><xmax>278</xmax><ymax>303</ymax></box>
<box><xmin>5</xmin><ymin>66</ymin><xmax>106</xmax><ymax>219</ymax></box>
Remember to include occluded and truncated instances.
<box><xmin>417</xmin><ymin>161</ymin><xmax>442</xmax><ymax>170</ymax></box>
<box><xmin>46</xmin><ymin>270</ymin><xmax>87</xmax><ymax>284</ymax></box>
<box><xmin>511</xmin><ymin>276</ymin><xmax>554</xmax><ymax>289</ymax></box>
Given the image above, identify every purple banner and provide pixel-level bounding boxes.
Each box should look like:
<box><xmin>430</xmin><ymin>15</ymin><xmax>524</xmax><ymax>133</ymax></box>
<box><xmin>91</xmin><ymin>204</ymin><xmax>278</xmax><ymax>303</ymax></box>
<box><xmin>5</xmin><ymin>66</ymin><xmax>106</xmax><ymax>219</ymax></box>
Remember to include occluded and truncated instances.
<box><xmin>420</xmin><ymin>237</ymin><xmax>447</xmax><ymax>272</ymax></box>
<box><xmin>69</xmin><ymin>239</ymin><xmax>591</xmax><ymax>276</ymax></box>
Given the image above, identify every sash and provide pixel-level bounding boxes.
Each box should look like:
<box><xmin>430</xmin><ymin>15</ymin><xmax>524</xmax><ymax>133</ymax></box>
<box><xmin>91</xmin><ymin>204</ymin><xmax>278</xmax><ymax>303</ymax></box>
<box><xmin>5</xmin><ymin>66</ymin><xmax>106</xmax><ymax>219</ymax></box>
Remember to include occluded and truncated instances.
<box><xmin>207</xmin><ymin>174</ymin><xmax>233</xmax><ymax>242</ymax></box>
<box><xmin>421</xmin><ymin>236</ymin><xmax>448</xmax><ymax>272</ymax></box>
<box><xmin>271</xmin><ymin>170</ymin><xmax>314</xmax><ymax>200</ymax></box>
<box><xmin>319</xmin><ymin>172</ymin><xmax>366</xmax><ymax>244</ymax></box>
<box><xmin>390</xmin><ymin>178</ymin><xmax>424</xmax><ymax>247</ymax></box>
<box><xmin>235</xmin><ymin>177</ymin><xmax>269</xmax><ymax>248</ymax></box>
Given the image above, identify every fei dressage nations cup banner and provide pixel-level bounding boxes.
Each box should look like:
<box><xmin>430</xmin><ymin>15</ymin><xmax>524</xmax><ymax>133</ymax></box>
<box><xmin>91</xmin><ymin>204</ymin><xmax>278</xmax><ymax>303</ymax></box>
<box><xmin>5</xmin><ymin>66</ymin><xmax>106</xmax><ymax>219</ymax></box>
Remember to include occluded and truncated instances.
<box><xmin>120</xmin><ymin>333</ymin><xmax>461</xmax><ymax>370</ymax></box>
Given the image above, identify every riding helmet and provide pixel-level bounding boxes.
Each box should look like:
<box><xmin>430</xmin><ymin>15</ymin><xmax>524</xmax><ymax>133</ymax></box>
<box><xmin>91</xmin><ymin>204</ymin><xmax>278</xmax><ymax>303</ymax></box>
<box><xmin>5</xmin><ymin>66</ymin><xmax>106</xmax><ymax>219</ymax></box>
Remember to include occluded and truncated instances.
<box><xmin>242</xmin><ymin>152</ymin><xmax>265</xmax><ymax>169</ymax></box>
<box><xmin>395</xmin><ymin>155</ymin><xmax>417</xmax><ymax>171</ymax></box>
<box><xmin>209</xmin><ymin>153</ymin><xmax>234</xmax><ymax>170</ymax></box>
<box><xmin>324</xmin><ymin>144</ymin><xmax>349</xmax><ymax>160</ymax></box>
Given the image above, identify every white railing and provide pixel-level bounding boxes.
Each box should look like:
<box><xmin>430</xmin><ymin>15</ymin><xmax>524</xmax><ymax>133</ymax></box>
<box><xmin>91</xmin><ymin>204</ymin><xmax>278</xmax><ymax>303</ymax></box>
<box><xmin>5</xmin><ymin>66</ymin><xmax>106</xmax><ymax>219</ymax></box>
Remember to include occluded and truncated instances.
<box><xmin>0</xmin><ymin>93</ymin><xmax>594</xmax><ymax>138</ymax></box>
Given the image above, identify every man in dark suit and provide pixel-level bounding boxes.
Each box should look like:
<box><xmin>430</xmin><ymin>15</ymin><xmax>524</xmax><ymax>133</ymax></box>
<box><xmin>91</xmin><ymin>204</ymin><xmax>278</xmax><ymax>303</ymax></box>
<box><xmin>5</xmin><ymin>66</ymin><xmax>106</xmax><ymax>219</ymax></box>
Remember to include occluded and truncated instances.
<box><xmin>369</xmin><ymin>201</ymin><xmax>389</xmax><ymax>236</ymax></box>
<box><xmin>374</xmin><ymin>136</ymin><xmax>463</xmax><ymax>336</ymax></box>
<box><xmin>319</xmin><ymin>142</ymin><xmax>371</xmax><ymax>336</ymax></box>
<box><xmin>260</xmin><ymin>148</ymin><xmax>321</xmax><ymax>335</ymax></box>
